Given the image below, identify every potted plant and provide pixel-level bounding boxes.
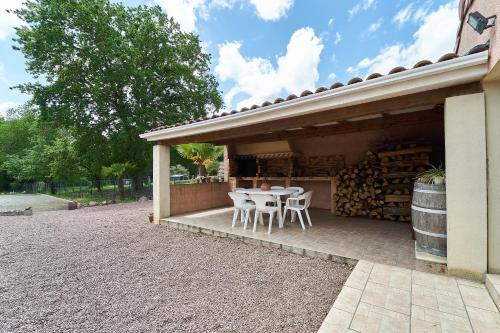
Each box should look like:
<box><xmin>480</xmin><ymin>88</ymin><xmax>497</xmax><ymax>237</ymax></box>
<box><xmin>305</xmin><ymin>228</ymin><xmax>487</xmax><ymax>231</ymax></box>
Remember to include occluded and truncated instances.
<box><xmin>260</xmin><ymin>175</ymin><xmax>270</xmax><ymax>191</ymax></box>
<box><xmin>416</xmin><ymin>164</ymin><xmax>446</xmax><ymax>184</ymax></box>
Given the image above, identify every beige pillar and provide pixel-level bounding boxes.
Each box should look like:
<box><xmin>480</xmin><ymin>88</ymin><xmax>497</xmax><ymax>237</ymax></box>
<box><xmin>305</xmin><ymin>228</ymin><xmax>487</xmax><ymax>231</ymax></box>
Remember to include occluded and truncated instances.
<box><xmin>445</xmin><ymin>93</ymin><xmax>487</xmax><ymax>280</ymax></box>
<box><xmin>484</xmin><ymin>78</ymin><xmax>500</xmax><ymax>273</ymax></box>
<box><xmin>153</xmin><ymin>144</ymin><xmax>170</xmax><ymax>223</ymax></box>
<box><xmin>223</xmin><ymin>145</ymin><xmax>230</xmax><ymax>182</ymax></box>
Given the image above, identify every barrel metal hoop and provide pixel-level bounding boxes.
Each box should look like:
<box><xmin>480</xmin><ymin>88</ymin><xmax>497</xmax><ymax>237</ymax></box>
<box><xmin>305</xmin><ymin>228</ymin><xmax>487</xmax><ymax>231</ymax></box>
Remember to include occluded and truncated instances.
<box><xmin>411</xmin><ymin>205</ymin><xmax>447</xmax><ymax>215</ymax></box>
<box><xmin>413</xmin><ymin>226</ymin><xmax>447</xmax><ymax>238</ymax></box>
<box><xmin>413</xmin><ymin>188</ymin><xmax>446</xmax><ymax>195</ymax></box>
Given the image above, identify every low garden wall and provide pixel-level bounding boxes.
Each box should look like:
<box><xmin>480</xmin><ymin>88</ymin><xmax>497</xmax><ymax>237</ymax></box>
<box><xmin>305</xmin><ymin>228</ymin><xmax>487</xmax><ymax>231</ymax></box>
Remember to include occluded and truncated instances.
<box><xmin>170</xmin><ymin>182</ymin><xmax>232</xmax><ymax>215</ymax></box>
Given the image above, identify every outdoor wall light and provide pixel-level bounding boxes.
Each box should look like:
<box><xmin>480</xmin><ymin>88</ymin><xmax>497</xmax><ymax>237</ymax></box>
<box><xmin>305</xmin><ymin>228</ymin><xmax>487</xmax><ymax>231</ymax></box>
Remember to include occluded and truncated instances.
<box><xmin>467</xmin><ymin>11</ymin><xmax>496</xmax><ymax>34</ymax></box>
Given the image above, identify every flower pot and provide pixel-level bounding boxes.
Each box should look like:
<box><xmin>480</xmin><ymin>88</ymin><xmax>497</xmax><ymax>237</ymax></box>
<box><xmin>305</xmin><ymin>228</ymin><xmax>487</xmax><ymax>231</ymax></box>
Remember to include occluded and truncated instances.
<box><xmin>260</xmin><ymin>182</ymin><xmax>270</xmax><ymax>191</ymax></box>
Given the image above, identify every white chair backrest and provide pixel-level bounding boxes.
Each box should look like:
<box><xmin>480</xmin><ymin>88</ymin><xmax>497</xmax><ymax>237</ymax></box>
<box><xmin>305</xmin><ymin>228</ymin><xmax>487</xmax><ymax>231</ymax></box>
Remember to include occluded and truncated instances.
<box><xmin>249</xmin><ymin>194</ymin><xmax>276</xmax><ymax>210</ymax></box>
<box><xmin>270</xmin><ymin>186</ymin><xmax>285</xmax><ymax>190</ymax></box>
<box><xmin>287</xmin><ymin>186</ymin><xmax>304</xmax><ymax>197</ymax></box>
<box><xmin>233</xmin><ymin>187</ymin><xmax>245</xmax><ymax>192</ymax></box>
<box><xmin>301</xmin><ymin>191</ymin><xmax>313</xmax><ymax>209</ymax></box>
<box><xmin>228</xmin><ymin>192</ymin><xmax>250</xmax><ymax>208</ymax></box>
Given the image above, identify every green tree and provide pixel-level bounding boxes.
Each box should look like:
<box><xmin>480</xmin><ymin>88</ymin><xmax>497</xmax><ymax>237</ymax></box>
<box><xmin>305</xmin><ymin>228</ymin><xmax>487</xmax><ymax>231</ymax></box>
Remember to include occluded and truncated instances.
<box><xmin>176</xmin><ymin>143</ymin><xmax>223</xmax><ymax>178</ymax></box>
<box><xmin>11</xmin><ymin>0</ymin><xmax>222</xmax><ymax>183</ymax></box>
<box><xmin>101</xmin><ymin>162</ymin><xmax>136</xmax><ymax>199</ymax></box>
<box><xmin>170</xmin><ymin>164</ymin><xmax>189</xmax><ymax>176</ymax></box>
<box><xmin>2</xmin><ymin>120</ymin><xmax>84</xmax><ymax>193</ymax></box>
<box><xmin>0</xmin><ymin>106</ymin><xmax>35</xmax><ymax>190</ymax></box>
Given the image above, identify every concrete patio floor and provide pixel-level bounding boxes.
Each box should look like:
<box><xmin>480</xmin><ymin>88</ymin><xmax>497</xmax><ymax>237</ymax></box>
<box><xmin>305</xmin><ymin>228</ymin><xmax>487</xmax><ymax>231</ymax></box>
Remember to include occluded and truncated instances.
<box><xmin>162</xmin><ymin>207</ymin><xmax>447</xmax><ymax>274</ymax></box>
<box><xmin>319</xmin><ymin>260</ymin><xmax>500</xmax><ymax>333</ymax></box>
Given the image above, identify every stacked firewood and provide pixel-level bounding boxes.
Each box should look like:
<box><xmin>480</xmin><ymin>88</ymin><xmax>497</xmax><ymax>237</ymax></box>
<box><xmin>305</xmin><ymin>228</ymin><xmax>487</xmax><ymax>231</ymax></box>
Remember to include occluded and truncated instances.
<box><xmin>379</xmin><ymin>145</ymin><xmax>431</xmax><ymax>222</ymax></box>
<box><xmin>334</xmin><ymin>151</ymin><xmax>384</xmax><ymax>219</ymax></box>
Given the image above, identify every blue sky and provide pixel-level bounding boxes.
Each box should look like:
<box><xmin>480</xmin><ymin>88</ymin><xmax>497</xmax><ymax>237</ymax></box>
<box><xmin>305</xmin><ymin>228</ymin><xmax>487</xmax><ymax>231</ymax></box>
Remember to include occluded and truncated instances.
<box><xmin>0</xmin><ymin>0</ymin><xmax>459</xmax><ymax>115</ymax></box>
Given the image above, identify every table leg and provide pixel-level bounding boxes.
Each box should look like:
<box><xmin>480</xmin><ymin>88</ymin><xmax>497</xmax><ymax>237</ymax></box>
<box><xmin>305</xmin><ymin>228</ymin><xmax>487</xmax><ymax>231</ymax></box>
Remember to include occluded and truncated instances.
<box><xmin>277</xmin><ymin>197</ymin><xmax>283</xmax><ymax>228</ymax></box>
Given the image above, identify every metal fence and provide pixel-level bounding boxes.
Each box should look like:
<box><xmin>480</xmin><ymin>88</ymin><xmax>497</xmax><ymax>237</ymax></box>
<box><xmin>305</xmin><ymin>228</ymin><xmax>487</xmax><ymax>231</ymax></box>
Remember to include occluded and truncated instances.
<box><xmin>16</xmin><ymin>178</ymin><xmax>153</xmax><ymax>200</ymax></box>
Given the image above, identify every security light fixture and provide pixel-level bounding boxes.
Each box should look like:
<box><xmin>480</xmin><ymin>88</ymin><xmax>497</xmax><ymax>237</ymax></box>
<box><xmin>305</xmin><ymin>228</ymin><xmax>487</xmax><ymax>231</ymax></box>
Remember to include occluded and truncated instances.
<box><xmin>467</xmin><ymin>11</ymin><xmax>496</xmax><ymax>34</ymax></box>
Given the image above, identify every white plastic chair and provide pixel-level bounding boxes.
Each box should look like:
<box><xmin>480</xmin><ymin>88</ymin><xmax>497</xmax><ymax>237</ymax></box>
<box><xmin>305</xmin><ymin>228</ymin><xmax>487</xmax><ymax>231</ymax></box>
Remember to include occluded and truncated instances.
<box><xmin>270</xmin><ymin>186</ymin><xmax>285</xmax><ymax>190</ymax></box>
<box><xmin>233</xmin><ymin>187</ymin><xmax>246</xmax><ymax>192</ymax></box>
<box><xmin>249</xmin><ymin>194</ymin><xmax>279</xmax><ymax>234</ymax></box>
<box><xmin>283</xmin><ymin>191</ymin><xmax>313</xmax><ymax>230</ymax></box>
<box><xmin>286</xmin><ymin>186</ymin><xmax>304</xmax><ymax>222</ymax></box>
<box><xmin>228</xmin><ymin>192</ymin><xmax>255</xmax><ymax>228</ymax></box>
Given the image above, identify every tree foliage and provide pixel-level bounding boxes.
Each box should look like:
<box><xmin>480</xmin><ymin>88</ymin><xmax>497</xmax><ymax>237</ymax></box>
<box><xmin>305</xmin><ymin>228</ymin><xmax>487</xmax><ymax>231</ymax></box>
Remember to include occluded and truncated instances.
<box><xmin>11</xmin><ymin>0</ymin><xmax>222</xmax><ymax>181</ymax></box>
<box><xmin>0</xmin><ymin>105</ymin><xmax>84</xmax><ymax>192</ymax></box>
<box><xmin>176</xmin><ymin>143</ymin><xmax>223</xmax><ymax>177</ymax></box>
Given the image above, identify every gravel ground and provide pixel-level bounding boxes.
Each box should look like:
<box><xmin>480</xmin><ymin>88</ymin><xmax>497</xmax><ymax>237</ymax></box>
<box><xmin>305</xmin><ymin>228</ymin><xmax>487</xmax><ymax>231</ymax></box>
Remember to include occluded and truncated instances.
<box><xmin>0</xmin><ymin>202</ymin><xmax>351</xmax><ymax>333</ymax></box>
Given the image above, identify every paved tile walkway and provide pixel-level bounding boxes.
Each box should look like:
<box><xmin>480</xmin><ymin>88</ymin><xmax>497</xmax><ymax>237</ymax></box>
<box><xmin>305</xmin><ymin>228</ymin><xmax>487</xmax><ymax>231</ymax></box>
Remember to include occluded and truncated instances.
<box><xmin>164</xmin><ymin>208</ymin><xmax>446</xmax><ymax>273</ymax></box>
<box><xmin>0</xmin><ymin>194</ymin><xmax>70</xmax><ymax>212</ymax></box>
<box><xmin>319</xmin><ymin>260</ymin><xmax>500</xmax><ymax>332</ymax></box>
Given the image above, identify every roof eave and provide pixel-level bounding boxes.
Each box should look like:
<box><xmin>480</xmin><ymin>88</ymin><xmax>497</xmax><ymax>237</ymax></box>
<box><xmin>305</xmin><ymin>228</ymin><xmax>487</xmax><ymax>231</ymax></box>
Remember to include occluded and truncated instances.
<box><xmin>140</xmin><ymin>51</ymin><xmax>488</xmax><ymax>142</ymax></box>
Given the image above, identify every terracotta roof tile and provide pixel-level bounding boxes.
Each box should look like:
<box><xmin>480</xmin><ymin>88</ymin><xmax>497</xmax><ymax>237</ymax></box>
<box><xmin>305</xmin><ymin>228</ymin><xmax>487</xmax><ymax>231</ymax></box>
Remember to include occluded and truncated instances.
<box><xmin>315</xmin><ymin>86</ymin><xmax>328</xmax><ymax>93</ymax></box>
<box><xmin>388</xmin><ymin>66</ymin><xmax>406</xmax><ymax>74</ymax></box>
<box><xmin>330</xmin><ymin>82</ymin><xmax>344</xmax><ymax>89</ymax></box>
<box><xmin>413</xmin><ymin>60</ymin><xmax>432</xmax><ymax>68</ymax></box>
<box><xmin>145</xmin><ymin>52</ymin><xmax>461</xmax><ymax>133</ymax></box>
<box><xmin>347</xmin><ymin>77</ymin><xmax>363</xmax><ymax>85</ymax></box>
<box><xmin>300</xmin><ymin>90</ymin><xmax>313</xmax><ymax>97</ymax></box>
<box><xmin>366</xmin><ymin>73</ymin><xmax>382</xmax><ymax>80</ymax></box>
<box><xmin>438</xmin><ymin>53</ymin><xmax>458</xmax><ymax>62</ymax></box>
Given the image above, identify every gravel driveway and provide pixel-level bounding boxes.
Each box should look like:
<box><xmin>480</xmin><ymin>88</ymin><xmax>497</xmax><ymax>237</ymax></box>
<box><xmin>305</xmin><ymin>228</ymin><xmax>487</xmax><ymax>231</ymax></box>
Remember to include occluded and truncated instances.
<box><xmin>0</xmin><ymin>202</ymin><xmax>351</xmax><ymax>333</ymax></box>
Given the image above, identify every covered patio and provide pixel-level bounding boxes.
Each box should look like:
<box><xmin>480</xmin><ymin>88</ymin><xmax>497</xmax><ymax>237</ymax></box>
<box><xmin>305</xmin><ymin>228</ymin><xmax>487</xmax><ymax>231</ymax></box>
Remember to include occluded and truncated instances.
<box><xmin>162</xmin><ymin>207</ymin><xmax>444</xmax><ymax>272</ymax></box>
<box><xmin>141</xmin><ymin>50</ymin><xmax>491</xmax><ymax>279</ymax></box>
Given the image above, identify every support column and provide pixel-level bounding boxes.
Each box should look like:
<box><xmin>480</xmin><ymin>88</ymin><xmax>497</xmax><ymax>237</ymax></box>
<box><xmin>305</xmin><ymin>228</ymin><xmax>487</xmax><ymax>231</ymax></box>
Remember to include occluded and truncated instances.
<box><xmin>445</xmin><ymin>93</ymin><xmax>487</xmax><ymax>280</ymax></box>
<box><xmin>153</xmin><ymin>144</ymin><xmax>170</xmax><ymax>223</ymax></box>
<box><xmin>484</xmin><ymin>79</ymin><xmax>500</xmax><ymax>273</ymax></box>
<box><xmin>223</xmin><ymin>145</ymin><xmax>230</xmax><ymax>182</ymax></box>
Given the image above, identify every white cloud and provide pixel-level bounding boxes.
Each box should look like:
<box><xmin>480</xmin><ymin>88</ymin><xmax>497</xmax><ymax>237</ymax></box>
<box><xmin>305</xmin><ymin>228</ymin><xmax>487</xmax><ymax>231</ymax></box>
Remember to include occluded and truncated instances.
<box><xmin>393</xmin><ymin>3</ymin><xmax>414</xmax><ymax>26</ymax></box>
<box><xmin>347</xmin><ymin>2</ymin><xmax>458</xmax><ymax>76</ymax></box>
<box><xmin>393</xmin><ymin>1</ymin><xmax>433</xmax><ymax>27</ymax></box>
<box><xmin>155</xmin><ymin>0</ymin><xmax>206</xmax><ymax>32</ymax></box>
<box><xmin>328</xmin><ymin>18</ymin><xmax>334</xmax><ymax>26</ymax></box>
<box><xmin>367</xmin><ymin>18</ymin><xmax>383</xmax><ymax>33</ymax></box>
<box><xmin>327</xmin><ymin>72</ymin><xmax>337</xmax><ymax>80</ymax></box>
<box><xmin>348</xmin><ymin>0</ymin><xmax>377</xmax><ymax>17</ymax></box>
<box><xmin>0</xmin><ymin>0</ymin><xmax>24</xmax><ymax>40</ymax></box>
<box><xmin>155</xmin><ymin>0</ymin><xmax>236</xmax><ymax>32</ymax></box>
<box><xmin>0</xmin><ymin>101</ymin><xmax>18</xmax><ymax>118</ymax></box>
<box><xmin>215</xmin><ymin>27</ymin><xmax>323</xmax><ymax>109</ymax></box>
<box><xmin>334</xmin><ymin>32</ymin><xmax>342</xmax><ymax>44</ymax></box>
<box><xmin>249</xmin><ymin>0</ymin><xmax>293</xmax><ymax>21</ymax></box>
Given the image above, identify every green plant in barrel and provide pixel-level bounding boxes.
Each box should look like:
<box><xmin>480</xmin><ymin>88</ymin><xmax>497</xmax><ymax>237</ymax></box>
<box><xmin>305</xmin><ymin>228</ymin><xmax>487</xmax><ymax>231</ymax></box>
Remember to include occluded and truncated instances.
<box><xmin>416</xmin><ymin>164</ymin><xmax>445</xmax><ymax>185</ymax></box>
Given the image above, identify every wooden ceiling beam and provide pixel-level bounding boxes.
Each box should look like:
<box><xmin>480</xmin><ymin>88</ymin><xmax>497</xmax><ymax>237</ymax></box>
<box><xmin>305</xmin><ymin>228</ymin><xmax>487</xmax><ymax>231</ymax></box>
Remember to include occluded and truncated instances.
<box><xmin>212</xmin><ymin>109</ymin><xmax>443</xmax><ymax>145</ymax></box>
<box><xmin>159</xmin><ymin>82</ymin><xmax>479</xmax><ymax>145</ymax></box>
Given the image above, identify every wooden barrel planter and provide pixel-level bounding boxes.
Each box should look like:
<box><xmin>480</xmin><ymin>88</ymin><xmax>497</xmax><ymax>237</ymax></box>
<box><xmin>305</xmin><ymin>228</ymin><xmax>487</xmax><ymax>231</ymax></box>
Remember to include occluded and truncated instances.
<box><xmin>411</xmin><ymin>183</ymin><xmax>447</xmax><ymax>257</ymax></box>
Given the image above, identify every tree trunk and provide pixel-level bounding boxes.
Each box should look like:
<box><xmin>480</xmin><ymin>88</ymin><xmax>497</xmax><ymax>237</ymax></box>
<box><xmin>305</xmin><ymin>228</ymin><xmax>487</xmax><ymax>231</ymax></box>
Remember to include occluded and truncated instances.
<box><xmin>133</xmin><ymin>176</ymin><xmax>143</xmax><ymax>194</ymax></box>
<box><xmin>95</xmin><ymin>178</ymin><xmax>102</xmax><ymax>193</ymax></box>
<box><xmin>118</xmin><ymin>178</ymin><xmax>125</xmax><ymax>200</ymax></box>
<box><xmin>198</xmin><ymin>164</ymin><xmax>207</xmax><ymax>178</ymax></box>
<box><xmin>49</xmin><ymin>182</ymin><xmax>57</xmax><ymax>195</ymax></box>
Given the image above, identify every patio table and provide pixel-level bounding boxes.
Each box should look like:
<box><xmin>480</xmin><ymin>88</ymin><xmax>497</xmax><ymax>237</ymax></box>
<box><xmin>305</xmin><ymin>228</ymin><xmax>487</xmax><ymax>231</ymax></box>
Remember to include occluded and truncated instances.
<box><xmin>235</xmin><ymin>188</ymin><xmax>298</xmax><ymax>228</ymax></box>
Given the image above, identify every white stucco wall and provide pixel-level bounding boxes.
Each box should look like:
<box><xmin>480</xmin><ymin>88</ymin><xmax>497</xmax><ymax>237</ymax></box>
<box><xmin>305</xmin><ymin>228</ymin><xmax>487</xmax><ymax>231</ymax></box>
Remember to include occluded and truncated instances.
<box><xmin>445</xmin><ymin>93</ymin><xmax>488</xmax><ymax>280</ymax></box>
<box><xmin>483</xmin><ymin>65</ymin><xmax>500</xmax><ymax>273</ymax></box>
<box><xmin>153</xmin><ymin>144</ymin><xmax>170</xmax><ymax>223</ymax></box>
